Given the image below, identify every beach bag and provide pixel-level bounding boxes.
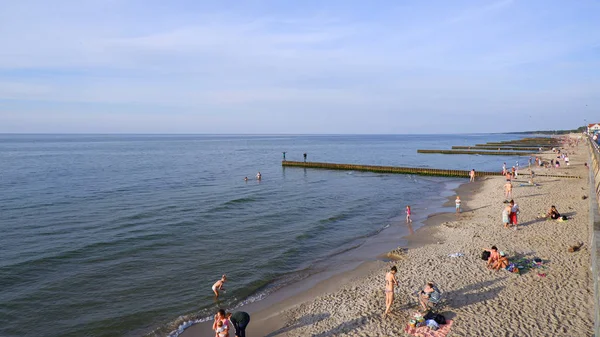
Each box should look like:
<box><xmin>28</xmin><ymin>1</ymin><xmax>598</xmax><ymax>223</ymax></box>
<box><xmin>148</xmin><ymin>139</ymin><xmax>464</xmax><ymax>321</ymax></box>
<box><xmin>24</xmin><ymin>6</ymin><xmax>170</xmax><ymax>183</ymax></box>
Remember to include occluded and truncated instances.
<box><xmin>434</xmin><ymin>314</ymin><xmax>446</xmax><ymax>325</ymax></box>
<box><xmin>562</xmin><ymin>215</ymin><xmax>568</xmax><ymax>221</ymax></box>
<box><xmin>481</xmin><ymin>250</ymin><xmax>491</xmax><ymax>261</ymax></box>
<box><xmin>423</xmin><ymin>311</ymin><xmax>435</xmax><ymax>321</ymax></box>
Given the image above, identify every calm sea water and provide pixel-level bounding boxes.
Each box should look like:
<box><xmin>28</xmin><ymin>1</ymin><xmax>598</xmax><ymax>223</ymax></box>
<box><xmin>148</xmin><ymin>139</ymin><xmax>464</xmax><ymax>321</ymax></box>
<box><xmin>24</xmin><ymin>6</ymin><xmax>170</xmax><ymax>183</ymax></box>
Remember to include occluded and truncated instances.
<box><xmin>0</xmin><ymin>134</ymin><xmax>527</xmax><ymax>337</ymax></box>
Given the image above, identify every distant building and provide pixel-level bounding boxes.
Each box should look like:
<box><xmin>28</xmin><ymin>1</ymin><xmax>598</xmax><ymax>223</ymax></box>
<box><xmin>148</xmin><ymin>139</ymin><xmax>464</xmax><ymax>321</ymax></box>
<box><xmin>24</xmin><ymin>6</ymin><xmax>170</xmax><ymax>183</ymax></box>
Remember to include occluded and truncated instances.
<box><xmin>588</xmin><ymin>123</ymin><xmax>600</xmax><ymax>134</ymax></box>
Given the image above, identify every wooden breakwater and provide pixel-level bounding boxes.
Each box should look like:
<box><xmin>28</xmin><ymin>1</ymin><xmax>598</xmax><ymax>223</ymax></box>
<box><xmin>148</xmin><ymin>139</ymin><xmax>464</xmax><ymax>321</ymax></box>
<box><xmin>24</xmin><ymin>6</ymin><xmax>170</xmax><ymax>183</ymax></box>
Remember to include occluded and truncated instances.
<box><xmin>282</xmin><ymin>161</ymin><xmax>580</xmax><ymax>178</ymax></box>
<box><xmin>281</xmin><ymin>161</ymin><xmax>498</xmax><ymax>177</ymax></box>
<box><xmin>417</xmin><ymin>149</ymin><xmax>532</xmax><ymax>156</ymax></box>
<box><xmin>474</xmin><ymin>143</ymin><xmax>554</xmax><ymax>148</ymax></box>
<box><xmin>452</xmin><ymin>146</ymin><xmax>542</xmax><ymax>151</ymax></box>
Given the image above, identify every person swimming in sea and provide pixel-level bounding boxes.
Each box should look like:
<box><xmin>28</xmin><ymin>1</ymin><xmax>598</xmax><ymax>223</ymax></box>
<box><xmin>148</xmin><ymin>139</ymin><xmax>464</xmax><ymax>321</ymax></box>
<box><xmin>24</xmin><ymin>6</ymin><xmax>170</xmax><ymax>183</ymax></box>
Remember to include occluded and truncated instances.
<box><xmin>256</xmin><ymin>172</ymin><xmax>262</xmax><ymax>180</ymax></box>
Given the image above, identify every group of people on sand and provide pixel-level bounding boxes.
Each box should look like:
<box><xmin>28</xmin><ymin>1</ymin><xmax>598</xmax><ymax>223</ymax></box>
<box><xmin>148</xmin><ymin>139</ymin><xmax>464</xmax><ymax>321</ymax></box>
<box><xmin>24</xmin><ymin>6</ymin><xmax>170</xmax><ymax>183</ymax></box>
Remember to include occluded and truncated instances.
<box><xmin>384</xmin><ymin>266</ymin><xmax>441</xmax><ymax>317</ymax></box>
<box><xmin>213</xmin><ymin>309</ymin><xmax>251</xmax><ymax>337</ymax></box>
<box><xmin>483</xmin><ymin>246</ymin><xmax>509</xmax><ymax>271</ymax></box>
<box><xmin>211</xmin><ymin>276</ymin><xmax>251</xmax><ymax>337</ymax></box>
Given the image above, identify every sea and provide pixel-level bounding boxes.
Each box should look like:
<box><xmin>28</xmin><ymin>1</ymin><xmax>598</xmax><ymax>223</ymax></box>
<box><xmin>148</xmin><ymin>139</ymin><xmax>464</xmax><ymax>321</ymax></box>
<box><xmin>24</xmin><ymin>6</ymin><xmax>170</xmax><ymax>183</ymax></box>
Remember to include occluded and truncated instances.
<box><xmin>0</xmin><ymin>134</ymin><xmax>529</xmax><ymax>337</ymax></box>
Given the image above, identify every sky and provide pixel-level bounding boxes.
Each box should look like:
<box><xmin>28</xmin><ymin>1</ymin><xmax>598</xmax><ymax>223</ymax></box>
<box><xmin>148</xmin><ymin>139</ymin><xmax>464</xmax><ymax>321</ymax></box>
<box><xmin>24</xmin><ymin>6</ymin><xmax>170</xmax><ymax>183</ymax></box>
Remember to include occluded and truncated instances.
<box><xmin>0</xmin><ymin>0</ymin><xmax>599</xmax><ymax>134</ymax></box>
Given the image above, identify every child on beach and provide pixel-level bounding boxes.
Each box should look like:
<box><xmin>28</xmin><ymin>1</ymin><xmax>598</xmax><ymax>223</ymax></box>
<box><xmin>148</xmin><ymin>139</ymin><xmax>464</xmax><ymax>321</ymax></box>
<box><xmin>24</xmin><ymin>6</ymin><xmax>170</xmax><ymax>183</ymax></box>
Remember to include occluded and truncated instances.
<box><xmin>215</xmin><ymin>321</ymin><xmax>228</xmax><ymax>337</ymax></box>
<box><xmin>406</xmin><ymin>206</ymin><xmax>412</xmax><ymax>223</ymax></box>
<box><xmin>502</xmin><ymin>204</ymin><xmax>511</xmax><ymax>229</ymax></box>
<box><xmin>509</xmin><ymin>200</ymin><xmax>520</xmax><ymax>230</ymax></box>
<box><xmin>504</xmin><ymin>181</ymin><xmax>512</xmax><ymax>201</ymax></box>
<box><xmin>455</xmin><ymin>196</ymin><xmax>461</xmax><ymax>214</ymax></box>
<box><xmin>212</xmin><ymin>275</ymin><xmax>227</xmax><ymax>298</ymax></box>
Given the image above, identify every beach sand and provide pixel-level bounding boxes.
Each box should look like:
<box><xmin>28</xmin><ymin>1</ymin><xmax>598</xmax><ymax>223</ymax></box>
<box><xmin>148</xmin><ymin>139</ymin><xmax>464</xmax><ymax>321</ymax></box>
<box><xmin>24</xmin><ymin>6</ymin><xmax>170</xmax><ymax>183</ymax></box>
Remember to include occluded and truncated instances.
<box><xmin>184</xmin><ymin>137</ymin><xmax>593</xmax><ymax>337</ymax></box>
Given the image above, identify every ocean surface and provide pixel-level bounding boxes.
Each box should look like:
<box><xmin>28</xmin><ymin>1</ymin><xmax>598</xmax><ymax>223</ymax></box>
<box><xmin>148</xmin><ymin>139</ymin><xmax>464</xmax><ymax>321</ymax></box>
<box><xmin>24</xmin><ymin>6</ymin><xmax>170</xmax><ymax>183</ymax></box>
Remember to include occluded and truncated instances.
<box><xmin>0</xmin><ymin>134</ymin><xmax>528</xmax><ymax>337</ymax></box>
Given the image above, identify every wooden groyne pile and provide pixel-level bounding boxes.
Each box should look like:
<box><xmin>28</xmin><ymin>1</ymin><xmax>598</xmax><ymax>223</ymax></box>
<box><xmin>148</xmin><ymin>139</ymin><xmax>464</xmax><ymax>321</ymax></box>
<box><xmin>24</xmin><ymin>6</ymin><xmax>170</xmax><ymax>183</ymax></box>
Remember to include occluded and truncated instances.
<box><xmin>281</xmin><ymin>161</ymin><xmax>498</xmax><ymax>177</ymax></box>
<box><xmin>417</xmin><ymin>149</ymin><xmax>532</xmax><ymax>156</ymax></box>
<box><xmin>281</xmin><ymin>161</ymin><xmax>580</xmax><ymax>179</ymax></box>
<box><xmin>418</xmin><ymin>137</ymin><xmax>559</xmax><ymax>156</ymax></box>
<box><xmin>452</xmin><ymin>146</ymin><xmax>543</xmax><ymax>151</ymax></box>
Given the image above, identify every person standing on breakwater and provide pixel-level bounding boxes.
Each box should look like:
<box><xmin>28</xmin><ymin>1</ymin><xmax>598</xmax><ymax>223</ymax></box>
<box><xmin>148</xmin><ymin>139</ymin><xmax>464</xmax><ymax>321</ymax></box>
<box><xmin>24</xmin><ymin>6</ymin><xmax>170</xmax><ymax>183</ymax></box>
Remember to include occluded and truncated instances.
<box><xmin>282</xmin><ymin>152</ymin><xmax>286</xmax><ymax>161</ymax></box>
<box><xmin>455</xmin><ymin>196</ymin><xmax>461</xmax><ymax>214</ymax></box>
<box><xmin>227</xmin><ymin>311</ymin><xmax>250</xmax><ymax>337</ymax></box>
<box><xmin>303</xmin><ymin>153</ymin><xmax>307</xmax><ymax>162</ymax></box>
<box><xmin>383</xmin><ymin>266</ymin><xmax>399</xmax><ymax>317</ymax></box>
<box><xmin>470</xmin><ymin>169</ymin><xmax>476</xmax><ymax>182</ymax></box>
<box><xmin>406</xmin><ymin>205</ymin><xmax>412</xmax><ymax>223</ymax></box>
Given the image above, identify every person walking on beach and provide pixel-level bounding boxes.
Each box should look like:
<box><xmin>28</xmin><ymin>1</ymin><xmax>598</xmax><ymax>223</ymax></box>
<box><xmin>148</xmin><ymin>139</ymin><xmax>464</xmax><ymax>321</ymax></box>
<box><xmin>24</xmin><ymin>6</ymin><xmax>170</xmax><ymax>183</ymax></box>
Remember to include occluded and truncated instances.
<box><xmin>406</xmin><ymin>206</ymin><xmax>412</xmax><ymax>223</ymax></box>
<box><xmin>212</xmin><ymin>275</ymin><xmax>227</xmax><ymax>298</ymax></box>
<box><xmin>384</xmin><ymin>266</ymin><xmax>398</xmax><ymax>317</ymax></box>
<box><xmin>504</xmin><ymin>181</ymin><xmax>512</xmax><ymax>201</ymax></box>
<box><xmin>502</xmin><ymin>162</ymin><xmax>507</xmax><ymax>175</ymax></box>
<box><xmin>455</xmin><ymin>196</ymin><xmax>461</xmax><ymax>214</ymax></box>
<box><xmin>227</xmin><ymin>311</ymin><xmax>250</xmax><ymax>337</ymax></box>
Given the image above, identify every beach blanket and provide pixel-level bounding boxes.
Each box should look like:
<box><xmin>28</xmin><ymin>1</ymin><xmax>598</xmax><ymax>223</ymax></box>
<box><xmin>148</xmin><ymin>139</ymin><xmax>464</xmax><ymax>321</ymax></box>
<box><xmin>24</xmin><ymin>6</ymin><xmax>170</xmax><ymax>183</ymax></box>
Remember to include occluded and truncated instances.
<box><xmin>404</xmin><ymin>320</ymin><xmax>453</xmax><ymax>337</ymax></box>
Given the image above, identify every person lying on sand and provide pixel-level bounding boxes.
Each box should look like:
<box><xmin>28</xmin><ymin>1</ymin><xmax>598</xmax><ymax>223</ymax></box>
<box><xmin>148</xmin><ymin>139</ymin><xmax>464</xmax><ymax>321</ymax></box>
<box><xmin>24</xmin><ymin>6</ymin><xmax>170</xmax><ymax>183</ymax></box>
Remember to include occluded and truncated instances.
<box><xmin>484</xmin><ymin>246</ymin><xmax>500</xmax><ymax>269</ymax></box>
<box><xmin>419</xmin><ymin>282</ymin><xmax>441</xmax><ymax>311</ymax></box>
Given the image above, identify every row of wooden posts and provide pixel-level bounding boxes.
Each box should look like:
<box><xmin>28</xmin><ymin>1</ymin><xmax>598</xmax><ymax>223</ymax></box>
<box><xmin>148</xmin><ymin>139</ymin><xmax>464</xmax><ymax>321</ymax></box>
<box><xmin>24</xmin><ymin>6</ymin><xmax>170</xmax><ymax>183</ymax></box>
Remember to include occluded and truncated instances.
<box><xmin>281</xmin><ymin>137</ymin><xmax>580</xmax><ymax>179</ymax></box>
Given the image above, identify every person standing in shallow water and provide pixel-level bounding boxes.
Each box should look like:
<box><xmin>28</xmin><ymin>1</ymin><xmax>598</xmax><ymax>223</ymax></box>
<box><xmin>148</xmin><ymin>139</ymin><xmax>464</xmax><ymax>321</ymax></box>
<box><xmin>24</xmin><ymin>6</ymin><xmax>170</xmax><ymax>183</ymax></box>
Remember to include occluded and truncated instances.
<box><xmin>469</xmin><ymin>169</ymin><xmax>476</xmax><ymax>182</ymax></box>
<box><xmin>455</xmin><ymin>196</ymin><xmax>461</xmax><ymax>214</ymax></box>
<box><xmin>384</xmin><ymin>266</ymin><xmax>398</xmax><ymax>317</ymax></box>
<box><xmin>406</xmin><ymin>205</ymin><xmax>412</xmax><ymax>223</ymax></box>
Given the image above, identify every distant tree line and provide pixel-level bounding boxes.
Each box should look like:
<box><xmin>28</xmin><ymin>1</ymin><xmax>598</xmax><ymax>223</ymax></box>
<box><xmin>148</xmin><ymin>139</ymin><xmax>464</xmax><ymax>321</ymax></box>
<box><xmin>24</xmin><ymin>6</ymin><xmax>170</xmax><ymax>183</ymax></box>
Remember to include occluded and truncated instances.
<box><xmin>507</xmin><ymin>126</ymin><xmax>587</xmax><ymax>135</ymax></box>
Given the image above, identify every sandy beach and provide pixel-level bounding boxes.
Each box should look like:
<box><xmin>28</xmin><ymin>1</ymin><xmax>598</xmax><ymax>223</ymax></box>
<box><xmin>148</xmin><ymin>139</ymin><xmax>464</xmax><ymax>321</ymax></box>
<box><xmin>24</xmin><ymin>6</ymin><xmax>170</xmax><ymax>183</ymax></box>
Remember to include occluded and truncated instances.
<box><xmin>184</xmin><ymin>136</ymin><xmax>593</xmax><ymax>337</ymax></box>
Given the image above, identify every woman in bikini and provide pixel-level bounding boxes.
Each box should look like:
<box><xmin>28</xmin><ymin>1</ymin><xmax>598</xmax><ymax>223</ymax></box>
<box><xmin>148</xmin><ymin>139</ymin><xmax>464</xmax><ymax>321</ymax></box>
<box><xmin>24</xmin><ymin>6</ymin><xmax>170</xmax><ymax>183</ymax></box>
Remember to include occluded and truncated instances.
<box><xmin>384</xmin><ymin>266</ymin><xmax>399</xmax><ymax>317</ymax></box>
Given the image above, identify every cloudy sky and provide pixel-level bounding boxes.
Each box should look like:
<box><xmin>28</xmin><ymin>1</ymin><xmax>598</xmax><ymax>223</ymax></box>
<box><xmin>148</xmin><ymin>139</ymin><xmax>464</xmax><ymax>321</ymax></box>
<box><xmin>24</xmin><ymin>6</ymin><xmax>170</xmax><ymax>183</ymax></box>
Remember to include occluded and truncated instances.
<box><xmin>0</xmin><ymin>0</ymin><xmax>598</xmax><ymax>133</ymax></box>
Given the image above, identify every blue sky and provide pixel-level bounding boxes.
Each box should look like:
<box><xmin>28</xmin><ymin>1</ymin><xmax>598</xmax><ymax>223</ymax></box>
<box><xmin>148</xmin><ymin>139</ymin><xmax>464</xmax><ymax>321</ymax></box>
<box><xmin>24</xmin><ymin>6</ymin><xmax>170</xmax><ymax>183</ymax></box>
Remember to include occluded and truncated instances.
<box><xmin>0</xmin><ymin>0</ymin><xmax>598</xmax><ymax>133</ymax></box>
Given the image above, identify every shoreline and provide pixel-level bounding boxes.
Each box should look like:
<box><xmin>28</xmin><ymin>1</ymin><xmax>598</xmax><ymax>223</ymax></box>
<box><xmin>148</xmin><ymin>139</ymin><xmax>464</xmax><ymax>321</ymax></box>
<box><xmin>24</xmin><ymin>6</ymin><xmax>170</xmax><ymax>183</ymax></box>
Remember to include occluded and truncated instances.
<box><xmin>249</xmin><ymin>136</ymin><xmax>593</xmax><ymax>336</ymax></box>
<box><xmin>183</xmin><ymin>136</ymin><xmax>593</xmax><ymax>337</ymax></box>
<box><xmin>178</xmin><ymin>177</ymin><xmax>484</xmax><ymax>337</ymax></box>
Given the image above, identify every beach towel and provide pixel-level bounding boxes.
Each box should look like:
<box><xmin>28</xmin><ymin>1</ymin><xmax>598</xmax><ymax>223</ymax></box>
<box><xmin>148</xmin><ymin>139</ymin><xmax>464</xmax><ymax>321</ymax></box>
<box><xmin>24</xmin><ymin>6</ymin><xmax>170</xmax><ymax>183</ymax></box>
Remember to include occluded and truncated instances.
<box><xmin>404</xmin><ymin>320</ymin><xmax>453</xmax><ymax>337</ymax></box>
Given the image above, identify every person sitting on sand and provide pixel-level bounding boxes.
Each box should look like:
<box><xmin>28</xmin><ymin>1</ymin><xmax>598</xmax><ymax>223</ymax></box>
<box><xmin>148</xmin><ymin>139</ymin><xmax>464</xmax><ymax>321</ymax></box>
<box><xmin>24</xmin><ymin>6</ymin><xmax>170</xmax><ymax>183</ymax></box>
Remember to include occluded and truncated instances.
<box><xmin>484</xmin><ymin>246</ymin><xmax>500</xmax><ymax>268</ymax></box>
<box><xmin>419</xmin><ymin>282</ymin><xmax>441</xmax><ymax>311</ymax></box>
<box><xmin>492</xmin><ymin>251</ymin><xmax>509</xmax><ymax>271</ymax></box>
<box><xmin>212</xmin><ymin>274</ymin><xmax>227</xmax><ymax>298</ymax></box>
<box><xmin>384</xmin><ymin>266</ymin><xmax>399</xmax><ymax>317</ymax></box>
<box><xmin>547</xmin><ymin>206</ymin><xmax>561</xmax><ymax>220</ymax></box>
